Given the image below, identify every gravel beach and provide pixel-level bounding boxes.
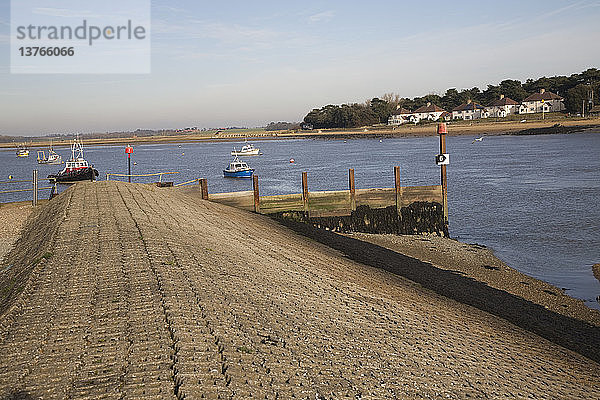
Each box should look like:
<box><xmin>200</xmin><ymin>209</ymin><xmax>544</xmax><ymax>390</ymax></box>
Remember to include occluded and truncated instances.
<box><xmin>0</xmin><ymin>202</ymin><xmax>34</xmax><ymax>261</ymax></box>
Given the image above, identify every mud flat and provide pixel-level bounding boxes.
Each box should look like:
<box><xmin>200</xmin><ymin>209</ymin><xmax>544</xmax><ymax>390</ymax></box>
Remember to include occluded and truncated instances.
<box><xmin>1</xmin><ymin>181</ymin><xmax>599</xmax><ymax>399</ymax></box>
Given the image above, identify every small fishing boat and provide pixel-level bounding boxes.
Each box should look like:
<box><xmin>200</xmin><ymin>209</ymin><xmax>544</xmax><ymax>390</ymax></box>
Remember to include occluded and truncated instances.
<box><xmin>16</xmin><ymin>145</ymin><xmax>29</xmax><ymax>158</ymax></box>
<box><xmin>48</xmin><ymin>138</ymin><xmax>98</xmax><ymax>182</ymax></box>
<box><xmin>37</xmin><ymin>142</ymin><xmax>62</xmax><ymax>165</ymax></box>
<box><xmin>223</xmin><ymin>156</ymin><xmax>254</xmax><ymax>178</ymax></box>
<box><xmin>231</xmin><ymin>140</ymin><xmax>260</xmax><ymax>156</ymax></box>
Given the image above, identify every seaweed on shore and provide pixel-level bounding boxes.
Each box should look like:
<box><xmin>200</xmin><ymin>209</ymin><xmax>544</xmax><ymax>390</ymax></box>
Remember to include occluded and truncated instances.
<box><xmin>511</xmin><ymin>123</ymin><xmax>596</xmax><ymax>136</ymax></box>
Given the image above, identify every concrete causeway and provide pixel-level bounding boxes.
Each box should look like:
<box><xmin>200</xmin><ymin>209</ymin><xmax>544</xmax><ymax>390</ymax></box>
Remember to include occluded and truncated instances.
<box><xmin>0</xmin><ymin>181</ymin><xmax>599</xmax><ymax>399</ymax></box>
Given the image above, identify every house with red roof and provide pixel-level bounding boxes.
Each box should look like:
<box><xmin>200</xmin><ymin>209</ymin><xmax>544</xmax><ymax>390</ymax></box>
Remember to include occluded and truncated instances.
<box><xmin>412</xmin><ymin>102</ymin><xmax>446</xmax><ymax>122</ymax></box>
<box><xmin>518</xmin><ymin>89</ymin><xmax>565</xmax><ymax>114</ymax></box>
<box><xmin>387</xmin><ymin>107</ymin><xmax>412</xmax><ymax>125</ymax></box>
<box><xmin>452</xmin><ymin>100</ymin><xmax>489</xmax><ymax>120</ymax></box>
<box><xmin>487</xmin><ymin>95</ymin><xmax>519</xmax><ymax>118</ymax></box>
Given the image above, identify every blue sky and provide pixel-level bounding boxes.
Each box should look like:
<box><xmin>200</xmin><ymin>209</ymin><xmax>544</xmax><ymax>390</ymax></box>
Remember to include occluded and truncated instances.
<box><xmin>1</xmin><ymin>0</ymin><xmax>600</xmax><ymax>135</ymax></box>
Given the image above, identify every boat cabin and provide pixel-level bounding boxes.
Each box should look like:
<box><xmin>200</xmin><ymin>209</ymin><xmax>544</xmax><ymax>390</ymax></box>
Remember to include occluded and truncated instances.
<box><xmin>229</xmin><ymin>161</ymin><xmax>249</xmax><ymax>170</ymax></box>
<box><xmin>64</xmin><ymin>159</ymin><xmax>90</xmax><ymax>173</ymax></box>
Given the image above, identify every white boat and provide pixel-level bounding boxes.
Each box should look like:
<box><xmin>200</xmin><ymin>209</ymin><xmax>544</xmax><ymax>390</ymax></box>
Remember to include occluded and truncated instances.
<box><xmin>16</xmin><ymin>145</ymin><xmax>29</xmax><ymax>158</ymax></box>
<box><xmin>231</xmin><ymin>140</ymin><xmax>260</xmax><ymax>156</ymax></box>
<box><xmin>37</xmin><ymin>142</ymin><xmax>63</xmax><ymax>165</ymax></box>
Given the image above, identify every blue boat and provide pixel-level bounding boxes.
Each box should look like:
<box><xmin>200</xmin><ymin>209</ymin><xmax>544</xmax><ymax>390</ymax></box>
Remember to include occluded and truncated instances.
<box><xmin>223</xmin><ymin>156</ymin><xmax>255</xmax><ymax>178</ymax></box>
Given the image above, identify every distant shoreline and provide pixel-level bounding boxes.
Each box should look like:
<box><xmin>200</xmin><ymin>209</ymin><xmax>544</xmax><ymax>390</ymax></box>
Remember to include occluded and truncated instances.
<box><xmin>2</xmin><ymin>117</ymin><xmax>599</xmax><ymax>149</ymax></box>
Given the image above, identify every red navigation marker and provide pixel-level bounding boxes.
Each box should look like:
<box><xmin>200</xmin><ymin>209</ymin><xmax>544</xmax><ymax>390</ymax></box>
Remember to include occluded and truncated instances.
<box><xmin>125</xmin><ymin>145</ymin><xmax>134</xmax><ymax>182</ymax></box>
<box><xmin>437</xmin><ymin>123</ymin><xmax>447</xmax><ymax>135</ymax></box>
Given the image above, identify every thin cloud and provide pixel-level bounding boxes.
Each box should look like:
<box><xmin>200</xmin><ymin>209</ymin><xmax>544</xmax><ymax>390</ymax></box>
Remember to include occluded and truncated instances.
<box><xmin>308</xmin><ymin>11</ymin><xmax>334</xmax><ymax>23</ymax></box>
<box><xmin>33</xmin><ymin>8</ymin><xmax>98</xmax><ymax>18</ymax></box>
<box><xmin>530</xmin><ymin>1</ymin><xmax>586</xmax><ymax>21</ymax></box>
<box><xmin>156</xmin><ymin>5</ymin><xmax>188</xmax><ymax>14</ymax></box>
<box><xmin>197</xmin><ymin>22</ymin><xmax>277</xmax><ymax>45</ymax></box>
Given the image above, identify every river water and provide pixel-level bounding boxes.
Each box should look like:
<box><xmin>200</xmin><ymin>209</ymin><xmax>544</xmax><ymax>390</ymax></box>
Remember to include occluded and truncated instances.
<box><xmin>2</xmin><ymin>132</ymin><xmax>599</xmax><ymax>309</ymax></box>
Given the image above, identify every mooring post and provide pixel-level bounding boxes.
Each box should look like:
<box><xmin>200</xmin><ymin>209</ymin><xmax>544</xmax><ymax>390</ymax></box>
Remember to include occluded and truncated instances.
<box><xmin>348</xmin><ymin>168</ymin><xmax>356</xmax><ymax>211</ymax></box>
<box><xmin>253</xmin><ymin>174</ymin><xmax>260</xmax><ymax>213</ymax></box>
<box><xmin>32</xmin><ymin>169</ymin><xmax>38</xmax><ymax>207</ymax></box>
<box><xmin>199</xmin><ymin>178</ymin><xmax>209</xmax><ymax>200</ymax></box>
<box><xmin>394</xmin><ymin>166</ymin><xmax>401</xmax><ymax>215</ymax></box>
<box><xmin>302</xmin><ymin>171</ymin><xmax>309</xmax><ymax>212</ymax></box>
<box><xmin>438</xmin><ymin>123</ymin><xmax>449</xmax><ymax>225</ymax></box>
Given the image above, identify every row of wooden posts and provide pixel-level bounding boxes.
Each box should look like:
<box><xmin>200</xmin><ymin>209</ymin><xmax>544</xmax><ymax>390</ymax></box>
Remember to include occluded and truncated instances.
<box><xmin>196</xmin><ymin>166</ymin><xmax>446</xmax><ymax>221</ymax></box>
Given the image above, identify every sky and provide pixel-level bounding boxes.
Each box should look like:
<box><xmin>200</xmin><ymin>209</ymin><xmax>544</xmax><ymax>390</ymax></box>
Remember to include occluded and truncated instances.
<box><xmin>1</xmin><ymin>0</ymin><xmax>600</xmax><ymax>136</ymax></box>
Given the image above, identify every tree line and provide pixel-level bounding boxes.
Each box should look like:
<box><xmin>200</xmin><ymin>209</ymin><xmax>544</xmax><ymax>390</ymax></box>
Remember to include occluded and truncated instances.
<box><xmin>303</xmin><ymin>68</ymin><xmax>600</xmax><ymax>129</ymax></box>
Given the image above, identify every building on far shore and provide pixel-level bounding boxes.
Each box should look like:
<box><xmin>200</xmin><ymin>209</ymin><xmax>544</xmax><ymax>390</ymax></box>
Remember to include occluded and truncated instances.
<box><xmin>412</xmin><ymin>102</ymin><xmax>446</xmax><ymax>122</ymax></box>
<box><xmin>439</xmin><ymin>111</ymin><xmax>452</xmax><ymax>121</ymax></box>
<box><xmin>387</xmin><ymin>107</ymin><xmax>412</xmax><ymax>125</ymax></box>
<box><xmin>487</xmin><ymin>95</ymin><xmax>519</xmax><ymax>118</ymax></box>
<box><xmin>519</xmin><ymin>89</ymin><xmax>565</xmax><ymax>114</ymax></box>
<box><xmin>589</xmin><ymin>105</ymin><xmax>600</xmax><ymax>117</ymax></box>
<box><xmin>452</xmin><ymin>100</ymin><xmax>489</xmax><ymax>120</ymax></box>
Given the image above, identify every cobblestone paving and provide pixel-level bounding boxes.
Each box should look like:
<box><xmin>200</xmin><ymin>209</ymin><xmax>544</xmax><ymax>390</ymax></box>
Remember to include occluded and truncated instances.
<box><xmin>1</xmin><ymin>181</ymin><xmax>599</xmax><ymax>399</ymax></box>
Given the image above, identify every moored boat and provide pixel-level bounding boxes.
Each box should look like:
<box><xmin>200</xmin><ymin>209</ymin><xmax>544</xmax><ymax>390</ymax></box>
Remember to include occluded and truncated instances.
<box><xmin>16</xmin><ymin>145</ymin><xmax>29</xmax><ymax>158</ymax></box>
<box><xmin>48</xmin><ymin>138</ymin><xmax>98</xmax><ymax>182</ymax></box>
<box><xmin>223</xmin><ymin>156</ymin><xmax>254</xmax><ymax>178</ymax></box>
<box><xmin>231</xmin><ymin>140</ymin><xmax>260</xmax><ymax>156</ymax></box>
<box><xmin>37</xmin><ymin>142</ymin><xmax>62</xmax><ymax>165</ymax></box>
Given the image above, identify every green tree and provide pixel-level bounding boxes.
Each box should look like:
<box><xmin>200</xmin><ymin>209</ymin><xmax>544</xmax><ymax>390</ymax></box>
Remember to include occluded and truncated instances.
<box><xmin>482</xmin><ymin>84</ymin><xmax>501</xmax><ymax>105</ymax></box>
<box><xmin>498</xmin><ymin>80</ymin><xmax>528</xmax><ymax>102</ymax></box>
<box><xmin>440</xmin><ymin>88</ymin><xmax>461</xmax><ymax>110</ymax></box>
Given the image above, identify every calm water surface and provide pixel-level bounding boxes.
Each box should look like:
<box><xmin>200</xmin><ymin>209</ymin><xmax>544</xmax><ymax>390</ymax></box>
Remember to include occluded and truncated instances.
<box><xmin>2</xmin><ymin>132</ymin><xmax>599</xmax><ymax>309</ymax></box>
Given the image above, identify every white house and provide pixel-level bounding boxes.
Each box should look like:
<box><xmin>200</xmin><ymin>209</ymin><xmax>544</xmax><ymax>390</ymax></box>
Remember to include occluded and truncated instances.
<box><xmin>452</xmin><ymin>100</ymin><xmax>489</xmax><ymax>120</ymax></box>
<box><xmin>439</xmin><ymin>111</ymin><xmax>452</xmax><ymax>122</ymax></box>
<box><xmin>519</xmin><ymin>89</ymin><xmax>565</xmax><ymax>114</ymax></box>
<box><xmin>487</xmin><ymin>95</ymin><xmax>519</xmax><ymax>118</ymax></box>
<box><xmin>388</xmin><ymin>107</ymin><xmax>412</xmax><ymax>125</ymax></box>
<box><xmin>413</xmin><ymin>102</ymin><xmax>446</xmax><ymax>122</ymax></box>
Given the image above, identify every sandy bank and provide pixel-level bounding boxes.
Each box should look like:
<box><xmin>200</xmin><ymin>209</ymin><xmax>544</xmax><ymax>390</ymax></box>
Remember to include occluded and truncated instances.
<box><xmin>1</xmin><ymin>182</ymin><xmax>599</xmax><ymax>398</ymax></box>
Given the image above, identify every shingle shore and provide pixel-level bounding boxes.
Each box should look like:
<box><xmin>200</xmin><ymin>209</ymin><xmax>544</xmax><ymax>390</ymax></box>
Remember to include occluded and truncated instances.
<box><xmin>0</xmin><ymin>181</ymin><xmax>599</xmax><ymax>399</ymax></box>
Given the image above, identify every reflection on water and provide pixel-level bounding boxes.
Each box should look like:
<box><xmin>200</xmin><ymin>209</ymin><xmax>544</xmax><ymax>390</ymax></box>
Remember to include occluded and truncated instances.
<box><xmin>2</xmin><ymin>132</ymin><xmax>599</xmax><ymax>309</ymax></box>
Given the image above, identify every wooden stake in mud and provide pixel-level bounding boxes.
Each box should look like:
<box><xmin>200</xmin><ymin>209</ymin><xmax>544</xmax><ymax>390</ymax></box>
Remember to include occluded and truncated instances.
<box><xmin>348</xmin><ymin>168</ymin><xmax>356</xmax><ymax>211</ymax></box>
<box><xmin>438</xmin><ymin>123</ymin><xmax>448</xmax><ymax>225</ymax></box>
<box><xmin>394</xmin><ymin>166</ymin><xmax>401</xmax><ymax>215</ymax></box>
<box><xmin>302</xmin><ymin>171</ymin><xmax>309</xmax><ymax>212</ymax></box>
<box><xmin>253</xmin><ymin>174</ymin><xmax>260</xmax><ymax>213</ymax></box>
<box><xmin>199</xmin><ymin>178</ymin><xmax>208</xmax><ymax>200</ymax></box>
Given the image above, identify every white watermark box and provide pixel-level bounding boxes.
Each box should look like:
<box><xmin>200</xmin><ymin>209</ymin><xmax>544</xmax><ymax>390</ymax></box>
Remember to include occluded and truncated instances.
<box><xmin>11</xmin><ymin>0</ymin><xmax>151</xmax><ymax>74</ymax></box>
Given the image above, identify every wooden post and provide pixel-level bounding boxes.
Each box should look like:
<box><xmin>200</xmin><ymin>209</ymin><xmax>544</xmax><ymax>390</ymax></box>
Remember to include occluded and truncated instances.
<box><xmin>438</xmin><ymin>123</ymin><xmax>449</xmax><ymax>225</ymax></box>
<box><xmin>302</xmin><ymin>171</ymin><xmax>309</xmax><ymax>212</ymax></box>
<box><xmin>394</xmin><ymin>166</ymin><xmax>401</xmax><ymax>215</ymax></box>
<box><xmin>32</xmin><ymin>169</ymin><xmax>38</xmax><ymax>207</ymax></box>
<box><xmin>348</xmin><ymin>168</ymin><xmax>356</xmax><ymax>211</ymax></box>
<box><xmin>253</xmin><ymin>175</ymin><xmax>260</xmax><ymax>213</ymax></box>
<box><xmin>199</xmin><ymin>178</ymin><xmax>208</xmax><ymax>200</ymax></box>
